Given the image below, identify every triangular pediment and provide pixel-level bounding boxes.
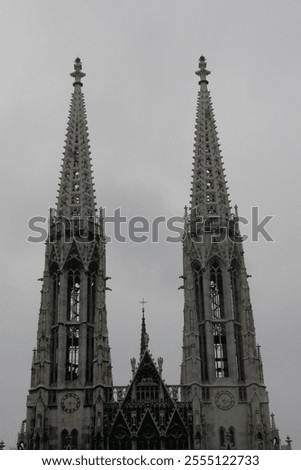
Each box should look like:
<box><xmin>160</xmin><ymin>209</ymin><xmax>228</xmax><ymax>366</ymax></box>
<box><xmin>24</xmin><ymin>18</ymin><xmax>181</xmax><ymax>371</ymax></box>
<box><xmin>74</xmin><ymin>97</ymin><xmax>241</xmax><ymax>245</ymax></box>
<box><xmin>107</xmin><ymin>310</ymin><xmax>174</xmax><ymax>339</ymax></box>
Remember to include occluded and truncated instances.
<box><xmin>88</xmin><ymin>243</ymin><xmax>100</xmax><ymax>268</ymax></box>
<box><xmin>228</xmin><ymin>242</ymin><xmax>243</xmax><ymax>267</ymax></box>
<box><xmin>112</xmin><ymin>410</ymin><xmax>130</xmax><ymax>435</ymax></box>
<box><xmin>250</xmin><ymin>390</ymin><xmax>261</xmax><ymax>405</ymax></box>
<box><xmin>62</xmin><ymin>240</ymin><xmax>84</xmax><ymax>268</ymax></box>
<box><xmin>48</xmin><ymin>245</ymin><xmax>60</xmax><ymax>270</ymax></box>
<box><xmin>166</xmin><ymin>409</ymin><xmax>189</xmax><ymax>436</ymax></box>
<box><xmin>206</xmin><ymin>243</ymin><xmax>225</xmax><ymax>266</ymax></box>
<box><xmin>109</xmin><ymin>410</ymin><xmax>131</xmax><ymax>440</ymax></box>
<box><xmin>137</xmin><ymin>409</ymin><xmax>160</xmax><ymax>437</ymax></box>
<box><xmin>121</xmin><ymin>350</ymin><xmax>175</xmax><ymax>408</ymax></box>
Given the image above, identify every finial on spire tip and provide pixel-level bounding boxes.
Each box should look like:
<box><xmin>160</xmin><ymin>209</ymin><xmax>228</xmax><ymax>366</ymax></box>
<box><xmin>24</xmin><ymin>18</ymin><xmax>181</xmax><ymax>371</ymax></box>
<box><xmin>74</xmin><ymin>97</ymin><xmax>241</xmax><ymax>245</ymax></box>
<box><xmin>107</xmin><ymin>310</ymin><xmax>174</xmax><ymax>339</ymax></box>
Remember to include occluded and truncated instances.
<box><xmin>139</xmin><ymin>297</ymin><xmax>147</xmax><ymax>316</ymax></box>
<box><xmin>70</xmin><ymin>57</ymin><xmax>86</xmax><ymax>86</ymax></box>
<box><xmin>195</xmin><ymin>55</ymin><xmax>210</xmax><ymax>84</ymax></box>
<box><xmin>140</xmin><ymin>298</ymin><xmax>149</xmax><ymax>357</ymax></box>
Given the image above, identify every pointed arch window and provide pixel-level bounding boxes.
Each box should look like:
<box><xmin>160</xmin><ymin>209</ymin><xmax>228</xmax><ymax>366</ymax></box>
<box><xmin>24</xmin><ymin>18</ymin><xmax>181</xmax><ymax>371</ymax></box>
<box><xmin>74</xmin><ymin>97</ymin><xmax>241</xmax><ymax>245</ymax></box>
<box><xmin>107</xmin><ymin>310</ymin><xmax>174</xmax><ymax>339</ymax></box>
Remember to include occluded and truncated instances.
<box><xmin>193</xmin><ymin>264</ymin><xmax>204</xmax><ymax>322</ymax></box>
<box><xmin>210</xmin><ymin>262</ymin><xmax>224</xmax><ymax>319</ymax></box>
<box><xmin>66</xmin><ymin>326</ymin><xmax>79</xmax><ymax>380</ymax></box>
<box><xmin>67</xmin><ymin>270</ymin><xmax>80</xmax><ymax>321</ymax></box>
<box><xmin>51</xmin><ymin>271</ymin><xmax>60</xmax><ymax>324</ymax></box>
<box><xmin>213</xmin><ymin>323</ymin><xmax>228</xmax><ymax>377</ymax></box>
<box><xmin>137</xmin><ymin>418</ymin><xmax>160</xmax><ymax>450</ymax></box>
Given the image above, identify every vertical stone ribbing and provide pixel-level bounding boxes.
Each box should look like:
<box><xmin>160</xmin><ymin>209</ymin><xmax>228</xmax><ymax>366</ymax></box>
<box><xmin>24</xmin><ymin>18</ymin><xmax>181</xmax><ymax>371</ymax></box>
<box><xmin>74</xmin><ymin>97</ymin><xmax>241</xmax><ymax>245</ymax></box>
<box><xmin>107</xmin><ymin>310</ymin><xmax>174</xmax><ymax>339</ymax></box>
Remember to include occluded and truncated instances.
<box><xmin>57</xmin><ymin>58</ymin><xmax>96</xmax><ymax>219</ymax></box>
<box><xmin>191</xmin><ymin>56</ymin><xmax>230</xmax><ymax>223</ymax></box>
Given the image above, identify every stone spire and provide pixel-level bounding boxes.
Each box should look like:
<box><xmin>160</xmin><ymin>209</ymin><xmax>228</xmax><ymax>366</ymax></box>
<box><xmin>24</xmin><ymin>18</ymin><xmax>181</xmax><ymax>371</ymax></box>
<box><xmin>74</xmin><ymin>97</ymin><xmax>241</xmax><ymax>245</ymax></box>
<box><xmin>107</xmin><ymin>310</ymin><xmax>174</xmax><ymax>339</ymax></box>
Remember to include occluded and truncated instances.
<box><xmin>139</xmin><ymin>298</ymin><xmax>149</xmax><ymax>358</ymax></box>
<box><xmin>57</xmin><ymin>58</ymin><xmax>96</xmax><ymax>219</ymax></box>
<box><xmin>191</xmin><ymin>56</ymin><xmax>231</xmax><ymax>223</ymax></box>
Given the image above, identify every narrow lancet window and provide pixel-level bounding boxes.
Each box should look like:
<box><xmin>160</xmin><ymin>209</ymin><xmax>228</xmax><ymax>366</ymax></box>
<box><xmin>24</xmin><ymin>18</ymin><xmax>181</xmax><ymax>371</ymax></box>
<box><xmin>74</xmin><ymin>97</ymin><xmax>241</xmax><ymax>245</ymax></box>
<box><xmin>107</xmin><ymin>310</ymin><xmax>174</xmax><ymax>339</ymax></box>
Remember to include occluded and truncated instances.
<box><xmin>66</xmin><ymin>326</ymin><xmax>79</xmax><ymax>380</ymax></box>
<box><xmin>51</xmin><ymin>270</ymin><xmax>60</xmax><ymax>324</ymax></box>
<box><xmin>67</xmin><ymin>270</ymin><xmax>80</xmax><ymax>321</ymax></box>
<box><xmin>210</xmin><ymin>262</ymin><xmax>224</xmax><ymax>319</ymax></box>
<box><xmin>213</xmin><ymin>323</ymin><xmax>228</xmax><ymax>377</ymax></box>
<box><xmin>193</xmin><ymin>264</ymin><xmax>204</xmax><ymax>322</ymax></box>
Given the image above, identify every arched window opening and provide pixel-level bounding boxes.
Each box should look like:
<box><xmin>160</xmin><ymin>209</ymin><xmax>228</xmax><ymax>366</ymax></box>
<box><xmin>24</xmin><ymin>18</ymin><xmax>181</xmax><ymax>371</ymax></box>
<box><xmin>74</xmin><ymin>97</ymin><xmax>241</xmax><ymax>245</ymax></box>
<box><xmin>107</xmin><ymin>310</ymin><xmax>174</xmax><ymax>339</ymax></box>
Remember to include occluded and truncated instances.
<box><xmin>137</xmin><ymin>422</ymin><xmax>160</xmax><ymax>450</ymax></box>
<box><xmin>213</xmin><ymin>323</ymin><xmax>228</xmax><ymax>377</ymax></box>
<box><xmin>210</xmin><ymin>262</ymin><xmax>224</xmax><ymax>319</ymax></box>
<box><xmin>66</xmin><ymin>326</ymin><xmax>79</xmax><ymax>380</ymax></box>
<box><xmin>67</xmin><ymin>270</ymin><xmax>80</xmax><ymax>321</ymax></box>
<box><xmin>165</xmin><ymin>423</ymin><xmax>188</xmax><ymax>450</ymax></box>
<box><xmin>109</xmin><ymin>424</ymin><xmax>131</xmax><ymax>450</ymax></box>
<box><xmin>193</xmin><ymin>264</ymin><xmax>204</xmax><ymax>322</ymax></box>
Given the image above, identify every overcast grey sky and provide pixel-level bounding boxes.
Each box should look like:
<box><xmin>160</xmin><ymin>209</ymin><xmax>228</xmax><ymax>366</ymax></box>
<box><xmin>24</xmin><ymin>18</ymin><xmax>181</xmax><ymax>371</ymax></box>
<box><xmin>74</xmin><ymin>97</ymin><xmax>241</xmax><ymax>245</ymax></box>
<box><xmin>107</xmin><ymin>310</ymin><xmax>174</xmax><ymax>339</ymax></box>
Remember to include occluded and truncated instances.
<box><xmin>0</xmin><ymin>0</ymin><xmax>300</xmax><ymax>449</ymax></box>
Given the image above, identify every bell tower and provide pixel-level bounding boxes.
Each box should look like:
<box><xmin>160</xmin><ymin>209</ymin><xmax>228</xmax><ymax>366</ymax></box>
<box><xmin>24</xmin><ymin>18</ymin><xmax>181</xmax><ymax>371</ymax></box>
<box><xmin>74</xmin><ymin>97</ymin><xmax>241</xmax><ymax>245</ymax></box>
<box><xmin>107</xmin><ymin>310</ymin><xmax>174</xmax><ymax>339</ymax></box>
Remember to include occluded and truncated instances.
<box><xmin>25</xmin><ymin>58</ymin><xmax>112</xmax><ymax>450</ymax></box>
<box><xmin>181</xmin><ymin>56</ymin><xmax>277</xmax><ymax>450</ymax></box>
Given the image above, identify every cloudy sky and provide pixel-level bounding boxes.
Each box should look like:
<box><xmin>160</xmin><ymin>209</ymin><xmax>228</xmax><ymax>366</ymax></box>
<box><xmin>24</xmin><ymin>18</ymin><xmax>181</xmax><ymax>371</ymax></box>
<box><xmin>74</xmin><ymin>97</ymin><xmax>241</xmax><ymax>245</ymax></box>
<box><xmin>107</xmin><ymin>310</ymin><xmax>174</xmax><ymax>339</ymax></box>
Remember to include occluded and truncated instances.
<box><xmin>0</xmin><ymin>0</ymin><xmax>300</xmax><ymax>449</ymax></box>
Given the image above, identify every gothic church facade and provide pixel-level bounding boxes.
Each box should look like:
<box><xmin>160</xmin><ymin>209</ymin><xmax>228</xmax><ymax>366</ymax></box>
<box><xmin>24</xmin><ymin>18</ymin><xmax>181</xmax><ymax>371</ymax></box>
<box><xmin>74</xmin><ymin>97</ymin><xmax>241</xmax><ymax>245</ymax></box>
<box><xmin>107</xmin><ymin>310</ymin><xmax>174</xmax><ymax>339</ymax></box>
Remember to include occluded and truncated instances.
<box><xmin>21</xmin><ymin>57</ymin><xmax>283</xmax><ymax>450</ymax></box>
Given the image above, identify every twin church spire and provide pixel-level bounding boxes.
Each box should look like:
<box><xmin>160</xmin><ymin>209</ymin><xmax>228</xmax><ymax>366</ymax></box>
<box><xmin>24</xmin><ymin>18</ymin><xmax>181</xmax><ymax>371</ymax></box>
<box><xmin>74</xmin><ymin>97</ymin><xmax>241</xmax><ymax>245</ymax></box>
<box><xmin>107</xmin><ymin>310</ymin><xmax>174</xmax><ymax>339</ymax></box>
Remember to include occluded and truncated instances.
<box><xmin>58</xmin><ymin>55</ymin><xmax>230</xmax><ymax>223</ymax></box>
<box><xmin>22</xmin><ymin>57</ymin><xmax>282</xmax><ymax>450</ymax></box>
